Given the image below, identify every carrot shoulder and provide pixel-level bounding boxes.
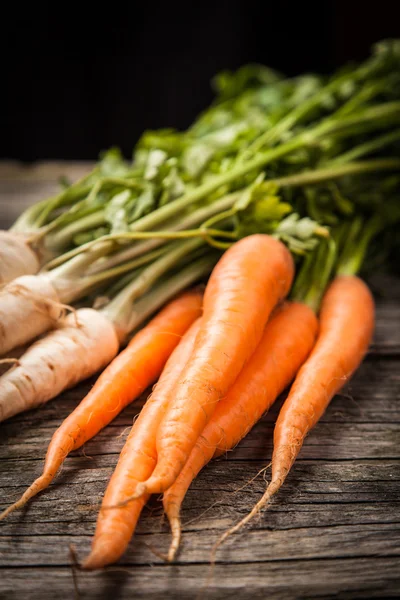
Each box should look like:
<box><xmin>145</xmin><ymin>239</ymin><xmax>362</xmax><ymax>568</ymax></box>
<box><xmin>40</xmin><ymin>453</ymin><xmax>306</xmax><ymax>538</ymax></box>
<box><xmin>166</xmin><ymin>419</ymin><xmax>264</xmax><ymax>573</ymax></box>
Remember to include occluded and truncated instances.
<box><xmin>83</xmin><ymin>318</ymin><xmax>201</xmax><ymax>570</ymax></box>
<box><xmin>163</xmin><ymin>301</ymin><xmax>318</xmax><ymax>560</ymax></box>
<box><xmin>136</xmin><ymin>234</ymin><xmax>295</xmax><ymax>497</ymax></box>
<box><xmin>0</xmin><ymin>291</ymin><xmax>202</xmax><ymax>521</ymax></box>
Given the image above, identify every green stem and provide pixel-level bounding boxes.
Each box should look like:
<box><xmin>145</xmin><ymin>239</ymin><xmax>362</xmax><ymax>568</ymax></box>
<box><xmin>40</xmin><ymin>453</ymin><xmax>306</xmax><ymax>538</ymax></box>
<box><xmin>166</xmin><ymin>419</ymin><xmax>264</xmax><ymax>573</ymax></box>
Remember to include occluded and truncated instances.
<box><xmin>337</xmin><ymin>216</ymin><xmax>383</xmax><ymax>276</ymax></box>
<box><xmin>125</xmin><ymin>255</ymin><xmax>217</xmax><ymax>336</ymax></box>
<box><xmin>237</xmin><ymin>61</ymin><xmax>385</xmax><ymax>161</ymax></box>
<box><xmin>82</xmin><ymin>246</ymin><xmax>169</xmax><ymax>289</ymax></box>
<box><xmin>127</xmin><ymin>135</ymin><xmax>306</xmax><ymax>233</ymax></box>
<box><xmin>82</xmin><ymin>176</ymin><xmax>144</xmax><ymax>208</ymax></box>
<box><xmin>10</xmin><ymin>198</ymin><xmax>54</xmax><ymax>234</ymax></box>
<box><xmin>50</xmin><ymin>246</ymin><xmax>170</xmax><ymax>306</ymax></box>
<box><xmin>25</xmin><ymin>174</ymin><xmax>95</xmax><ymax>230</ymax></box>
<box><xmin>43</xmin><ymin>202</ymin><xmax>238</xmax><ymax>272</ymax></box>
<box><xmin>44</xmin><ymin>210</ymin><xmax>106</xmax><ymax>251</ymax></box>
<box><xmin>199</xmin><ymin>209</ymin><xmax>238</xmax><ymax>250</ymax></box>
<box><xmin>326</xmin><ymin>129</ymin><xmax>400</xmax><ymax>166</ymax></box>
<box><xmin>46</xmin><ymin>242</ymin><xmax>113</xmax><ymax>303</ymax></box>
<box><xmin>333</xmin><ymin>80</ymin><xmax>386</xmax><ymax>118</ymax></box>
<box><xmin>34</xmin><ymin>175</ymin><xmax>145</xmax><ymax>240</ymax></box>
<box><xmin>91</xmin><ymin>192</ymin><xmax>239</xmax><ymax>273</ymax></box>
<box><xmin>314</xmin><ymin>101</ymin><xmax>400</xmax><ymax>138</ymax></box>
<box><xmin>292</xmin><ymin>237</ymin><xmax>337</xmax><ymax>312</ymax></box>
<box><xmin>48</xmin><ymin>242</ymin><xmax>111</xmax><ymax>282</ymax></box>
<box><xmin>271</xmin><ymin>158</ymin><xmax>400</xmax><ymax>188</ymax></box>
<box><xmin>102</xmin><ymin>238</ymin><xmax>206</xmax><ymax>338</ymax></box>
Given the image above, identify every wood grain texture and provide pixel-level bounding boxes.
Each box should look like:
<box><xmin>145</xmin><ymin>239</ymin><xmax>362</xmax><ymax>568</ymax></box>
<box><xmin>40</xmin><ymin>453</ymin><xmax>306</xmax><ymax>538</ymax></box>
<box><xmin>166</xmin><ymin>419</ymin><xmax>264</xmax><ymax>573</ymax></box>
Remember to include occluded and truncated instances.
<box><xmin>0</xmin><ymin>164</ymin><xmax>399</xmax><ymax>600</ymax></box>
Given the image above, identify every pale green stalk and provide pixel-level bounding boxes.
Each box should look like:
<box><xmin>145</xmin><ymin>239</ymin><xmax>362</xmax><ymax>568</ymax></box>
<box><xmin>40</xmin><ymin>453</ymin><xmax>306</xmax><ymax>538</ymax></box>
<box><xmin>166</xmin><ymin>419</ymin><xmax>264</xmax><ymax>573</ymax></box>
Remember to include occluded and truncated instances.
<box><xmin>102</xmin><ymin>238</ymin><xmax>206</xmax><ymax>339</ymax></box>
<box><xmin>125</xmin><ymin>255</ymin><xmax>217</xmax><ymax>335</ymax></box>
<box><xmin>326</xmin><ymin>129</ymin><xmax>400</xmax><ymax>166</ymax></box>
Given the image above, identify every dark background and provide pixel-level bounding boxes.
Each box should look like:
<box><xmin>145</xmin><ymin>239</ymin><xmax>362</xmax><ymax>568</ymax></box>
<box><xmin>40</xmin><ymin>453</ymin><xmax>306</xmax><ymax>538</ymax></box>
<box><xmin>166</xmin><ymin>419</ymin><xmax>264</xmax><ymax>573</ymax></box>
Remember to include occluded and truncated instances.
<box><xmin>2</xmin><ymin>1</ymin><xmax>399</xmax><ymax>162</ymax></box>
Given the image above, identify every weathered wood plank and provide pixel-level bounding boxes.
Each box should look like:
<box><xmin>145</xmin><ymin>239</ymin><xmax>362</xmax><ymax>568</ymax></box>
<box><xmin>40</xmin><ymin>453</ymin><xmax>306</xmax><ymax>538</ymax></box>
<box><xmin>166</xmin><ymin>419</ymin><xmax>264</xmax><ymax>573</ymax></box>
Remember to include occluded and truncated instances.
<box><xmin>1</xmin><ymin>460</ymin><xmax>399</xmax><ymax>521</ymax></box>
<box><xmin>1</xmin><ymin>522</ymin><xmax>400</xmax><ymax>567</ymax></box>
<box><xmin>1</xmin><ymin>558</ymin><xmax>400</xmax><ymax>600</ymax></box>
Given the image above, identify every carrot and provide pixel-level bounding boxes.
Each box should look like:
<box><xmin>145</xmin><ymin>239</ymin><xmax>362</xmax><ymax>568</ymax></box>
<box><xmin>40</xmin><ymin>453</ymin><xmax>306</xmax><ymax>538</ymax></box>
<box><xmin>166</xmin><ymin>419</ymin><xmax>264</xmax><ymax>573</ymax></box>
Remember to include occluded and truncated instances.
<box><xmin>83</xmin><ymin>318</ymin><xmax>201</xmax><ymax>570</ymax></box>
<box><xmin>0</xmin><ymin>291</ymin><xmax>202</xmax><ymax>521</ymax></box>
<box><xmin>134</xmin><ymin>234</ymin><xmax>294</xmax><ymax>498</ymax></box>
<box><xmin>163</xmin><ymin>301</ymin><xmax>318</xmax><ymax>560</ymax></box>
<box><xmin>214</xmin><ymin>275</ymin><xmax>375</xmax><ymax>550</ymax></box>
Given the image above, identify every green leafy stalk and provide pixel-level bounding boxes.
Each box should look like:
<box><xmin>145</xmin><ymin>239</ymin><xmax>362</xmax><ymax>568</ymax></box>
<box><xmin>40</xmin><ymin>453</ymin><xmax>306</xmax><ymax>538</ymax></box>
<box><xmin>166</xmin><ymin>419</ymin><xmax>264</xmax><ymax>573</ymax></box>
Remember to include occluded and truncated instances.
<box><xmin>11</xmin><ymin>179</ymin><xmax>94</xmax><ymax>233</ymax></box>
<box><xmin>123</xmin><ymin>255</ymin><xmax>217</xmax><ymax>336</ymax></box>
<box><xmin>44</xmin><ymin>211</ymin><xmax>107</xmax><ymax>251</ymax></box>
<box><xmin>101</xmin><ymin>238</ymin><xmax>207</xmax><ymax>339</ymax></box>
<box><xmin>85</xmin><ymin>192</ymin><xmax>240</xmax><ymax>274</ymax></box>
<box><xmin>271</xmin><ymin>158</ymin><xmax>400</xmax><ymax>188</ymax></box>
<box><xmin>327</xmin><ymin>129</ymin><xmax>400</xmax><ymax>165</ymax></box>
<box><xmin>291</xmin><ymin>238</ymin><xmax>337</xmax><ymax>312</ymax></box>
<box><xmin>336</xmin><ymin>215</ymin><xmax>385</xmax><ymax>276</ymax></box>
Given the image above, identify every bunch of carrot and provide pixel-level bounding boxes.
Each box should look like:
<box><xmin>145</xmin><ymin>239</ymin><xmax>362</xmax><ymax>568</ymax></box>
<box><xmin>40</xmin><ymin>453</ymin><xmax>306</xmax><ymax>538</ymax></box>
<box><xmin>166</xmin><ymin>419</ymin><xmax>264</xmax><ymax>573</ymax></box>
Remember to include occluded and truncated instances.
<box><xmin>0</xmin><ymin>40</ymin><xmax>399</xmax><ymax>567</ymax></box>
<box><xmin>0</xmin><ymin>229</ymin><xmax>376</xmax><ymax>567</ymax></box>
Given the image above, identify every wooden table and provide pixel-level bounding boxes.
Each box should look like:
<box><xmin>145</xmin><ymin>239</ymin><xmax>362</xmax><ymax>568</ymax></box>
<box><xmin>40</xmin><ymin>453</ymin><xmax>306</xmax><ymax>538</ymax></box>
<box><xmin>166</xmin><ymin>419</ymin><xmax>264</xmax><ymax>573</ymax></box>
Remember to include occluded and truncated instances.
<box><xmin>0</xmin><ymin>164</ymin><xmax>399</xmax><ymax>599</ymax></box>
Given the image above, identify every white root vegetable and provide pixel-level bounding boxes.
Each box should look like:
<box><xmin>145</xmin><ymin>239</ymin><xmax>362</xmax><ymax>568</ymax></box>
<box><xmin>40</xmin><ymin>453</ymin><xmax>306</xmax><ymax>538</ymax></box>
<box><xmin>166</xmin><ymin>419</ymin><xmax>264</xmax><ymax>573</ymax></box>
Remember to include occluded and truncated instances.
<box><xmin>0</xmin><ymin>231</ymin><xmax>40</xmax><ymax>285</ymax></box>
<box><xmin>0</xmin><ymin>242</ymin><xmax>117</xmax><ymax>355</ymax></box>
<box><xmin>0</xmin><ymin>275</ymin><xmax>62</xmax><ymax>356</ymax></box>
<box><xmin>0</xmin><ymin>308</ymin><xmax>119</xmax><ymax>422</ymax></box>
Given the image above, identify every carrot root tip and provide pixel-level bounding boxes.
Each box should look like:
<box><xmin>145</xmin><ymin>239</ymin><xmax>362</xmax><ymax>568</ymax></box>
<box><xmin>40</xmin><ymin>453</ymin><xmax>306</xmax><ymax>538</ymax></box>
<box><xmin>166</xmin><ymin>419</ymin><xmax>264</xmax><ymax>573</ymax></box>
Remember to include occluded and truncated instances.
<box><xmin>0</xmin><ymin>504</ymin><xmax>18</xmax><ymax>521</ymax></box>
<box><xmin>167</xmin><ymin>515</ymin><xmax>182</xmax><ymax>562</ymax></box>
<box><xmin>81</xmin><ymin>551</ymin><xmax>104</xmax><ymax>571</ymax></box>
<box><xmin>0</xmin><ymin>473</ymin><xmax>55</xmax><ymax>521</ymax></box>
<box><xmin>0</xmin><ymin>495</ymin><xmax>31</xmax><ymax>521</ymax></box>
<box><xmin>211</xmin><ymin>483</ymin><xmax>278</xmax><ymax>560</ymax></box>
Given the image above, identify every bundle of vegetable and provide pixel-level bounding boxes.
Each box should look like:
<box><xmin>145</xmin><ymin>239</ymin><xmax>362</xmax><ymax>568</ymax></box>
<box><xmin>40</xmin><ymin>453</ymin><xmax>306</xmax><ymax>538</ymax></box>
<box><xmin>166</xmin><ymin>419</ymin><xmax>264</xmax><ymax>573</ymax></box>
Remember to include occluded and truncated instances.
<box><xmin>0</xmin><ymin>40</ymin><xmax>400</xmax><ymax>573</ymax></box>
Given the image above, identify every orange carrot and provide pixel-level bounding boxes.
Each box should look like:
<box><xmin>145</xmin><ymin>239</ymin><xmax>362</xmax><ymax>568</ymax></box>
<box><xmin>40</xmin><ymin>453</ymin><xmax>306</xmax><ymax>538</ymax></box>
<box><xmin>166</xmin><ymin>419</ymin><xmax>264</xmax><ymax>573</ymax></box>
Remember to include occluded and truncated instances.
<box><xmin>0</xmin><ymin>291</ymin><xmax>202</xmax><ymax>521</ymax></box>
<box><xmin>83</xmin><ymin>318</ymin><xmax>201</xmax><ymax>569</ymax></box>
<box><xmin>215</xmin><ymin>275</ymin><xmax>375</xmax><ymax>550</ymax></box>
<box><xmin>163</xmin><ymin>301</ymin><xmax>318</xmax><ymax>560</ymax></box>
<box><xmin>135</xmin><ymin>235</ymin><xmax>294</xmax><ymax>497</ymax></box>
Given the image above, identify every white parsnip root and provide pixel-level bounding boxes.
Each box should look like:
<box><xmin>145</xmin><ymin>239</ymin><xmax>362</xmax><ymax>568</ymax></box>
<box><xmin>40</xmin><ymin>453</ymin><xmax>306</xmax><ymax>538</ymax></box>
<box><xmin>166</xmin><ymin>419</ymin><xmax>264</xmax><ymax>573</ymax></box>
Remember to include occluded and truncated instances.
<box><xmin>0</xmin><ymin>231</ymin><xmax>40</xmax><ymax>285</ymax></box>
<box><xmin>0</xmin><ymin>275</ymin><xmax>62</xmax><ymax>355</ymax></box>
<box><xmin>0</xmin><ymin>308</ymin><xmax>119</xmax><ymax>422</ymax></box>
